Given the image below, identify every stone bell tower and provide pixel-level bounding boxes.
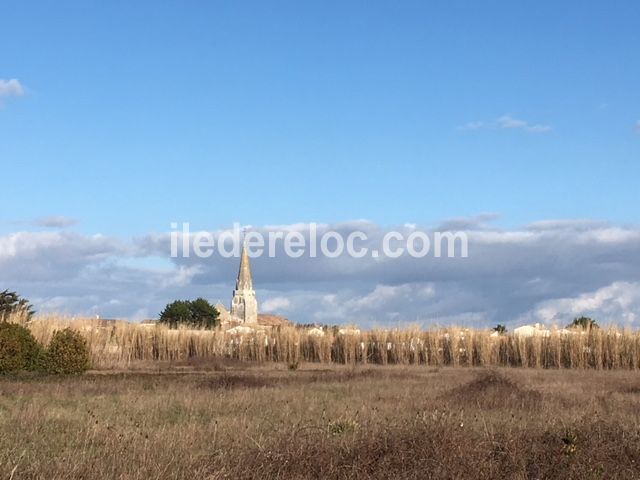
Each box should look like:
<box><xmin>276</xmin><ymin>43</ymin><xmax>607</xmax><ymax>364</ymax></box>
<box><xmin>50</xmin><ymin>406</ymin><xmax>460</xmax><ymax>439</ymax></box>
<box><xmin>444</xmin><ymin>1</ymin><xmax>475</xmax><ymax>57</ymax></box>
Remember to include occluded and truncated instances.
<box><xmin>230</xmin><ymin>244</ymin><xmax>258</xmax><ymax>324</ymax></box>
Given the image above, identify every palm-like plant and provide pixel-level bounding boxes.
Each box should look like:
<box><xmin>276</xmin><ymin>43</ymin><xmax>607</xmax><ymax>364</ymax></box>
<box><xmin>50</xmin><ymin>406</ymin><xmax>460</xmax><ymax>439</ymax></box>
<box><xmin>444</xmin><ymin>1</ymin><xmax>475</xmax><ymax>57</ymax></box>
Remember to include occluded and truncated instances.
<box><xmin>0</xmin><ymin>290</ymin><xmax>35</xmax><ymax>322</ymax></box>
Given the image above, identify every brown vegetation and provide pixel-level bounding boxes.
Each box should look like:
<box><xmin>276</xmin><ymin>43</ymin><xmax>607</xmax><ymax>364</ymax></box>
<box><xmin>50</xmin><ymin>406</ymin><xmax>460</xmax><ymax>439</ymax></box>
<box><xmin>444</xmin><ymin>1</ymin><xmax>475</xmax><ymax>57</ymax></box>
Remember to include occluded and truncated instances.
<box><xmin>14</xmin><ymin>315</ymin><xmax>640</xmax><ymax>370</ymax></box>
<box><xmin>0</xmin><ymin>366</ymin><xmax>639</xmax><ymax>479</ymax></box>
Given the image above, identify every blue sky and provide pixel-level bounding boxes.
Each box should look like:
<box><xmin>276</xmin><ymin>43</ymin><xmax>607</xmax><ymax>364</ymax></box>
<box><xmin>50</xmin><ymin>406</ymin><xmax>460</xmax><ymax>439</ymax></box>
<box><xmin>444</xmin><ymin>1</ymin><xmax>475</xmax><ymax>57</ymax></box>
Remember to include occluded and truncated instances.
<box><xmin>1</xmin><ymin>2</ymin><xmax>639</xmax><ymax>325</ymax></box>
<box><xmin>2</xmin><ymin>1</ymin><xmax>639</xmax><ymax>234</ymax></box>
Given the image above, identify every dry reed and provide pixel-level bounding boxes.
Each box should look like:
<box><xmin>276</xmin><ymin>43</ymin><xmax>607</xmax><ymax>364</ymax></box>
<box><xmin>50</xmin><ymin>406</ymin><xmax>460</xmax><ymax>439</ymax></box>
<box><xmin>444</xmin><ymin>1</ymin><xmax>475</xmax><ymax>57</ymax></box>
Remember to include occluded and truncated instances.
<box><xmin>7</xmin><ymin>314</ymin><xmax>640</xmax><ymax>370</ymax></box>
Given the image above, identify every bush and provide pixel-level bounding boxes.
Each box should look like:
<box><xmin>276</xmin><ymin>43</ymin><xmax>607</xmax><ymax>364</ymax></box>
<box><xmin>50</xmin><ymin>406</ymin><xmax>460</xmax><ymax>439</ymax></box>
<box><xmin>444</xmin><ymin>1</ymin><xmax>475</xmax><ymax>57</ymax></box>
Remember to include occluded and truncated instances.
<box><xmin>46</xmin><ymin>328</ymin><xmax>91</xmax><ymax>374</ymax></box>
<box><xmin>0</xmin><ymin>322</ymin><xmax>45</xmax><ymax>373</ymax></box>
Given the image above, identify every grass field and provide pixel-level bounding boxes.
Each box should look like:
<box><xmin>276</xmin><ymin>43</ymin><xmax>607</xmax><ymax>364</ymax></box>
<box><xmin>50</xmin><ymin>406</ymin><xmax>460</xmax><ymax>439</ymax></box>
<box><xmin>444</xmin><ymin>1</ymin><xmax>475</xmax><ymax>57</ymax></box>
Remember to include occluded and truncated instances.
<box><xmin>1</xmin><ymin>362</ymin><xmax>639</xmax><ymax>479</ymax></box>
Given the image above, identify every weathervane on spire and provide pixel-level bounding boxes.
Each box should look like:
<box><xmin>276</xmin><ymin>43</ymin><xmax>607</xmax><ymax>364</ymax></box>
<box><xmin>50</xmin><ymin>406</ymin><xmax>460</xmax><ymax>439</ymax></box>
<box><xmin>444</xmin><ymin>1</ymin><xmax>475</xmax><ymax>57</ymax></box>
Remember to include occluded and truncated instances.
<box><xmin>241</xmin><ymin>226</ymin><xmax>248</xmax><ymax>246</ymax></box>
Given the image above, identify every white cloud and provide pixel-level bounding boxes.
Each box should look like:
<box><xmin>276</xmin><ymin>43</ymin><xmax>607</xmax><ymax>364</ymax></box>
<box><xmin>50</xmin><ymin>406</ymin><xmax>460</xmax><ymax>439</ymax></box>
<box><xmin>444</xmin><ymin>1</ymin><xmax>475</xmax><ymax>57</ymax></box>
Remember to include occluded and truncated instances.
<box><xmin>526</xmin><ymin>219</ymin><xmax>608</xmax><ymax>231</ymax></box>
<box><xmin>261</xmin><ymin>296</ymin><xmax>291</xmax><ymax>312</ymax></box>
<box><xmin>497</xmin><ymin>115</ymin><xmax>552</xmax><ymax>133</ymax></box>
<box><xmin>524</xmin><ymin>124</ymin><xmax>552</xmax><ymax>133</ymax></box>
<box><xmin>0</xmin><ymin>79</ymin><xmax>25</xmax><ymax>104</ymax></box>
<box><xmin>347</xmin><ymin>284</ymin><xmax>412</xmax><ymax>310</ymax></box>
<box><xmin>419</xmin><ymin>284</ymin><xmax>436</xmax><ymax>299</ymax></box>
<box><xmin>436</xmin><ymin>213</ymin><xmax>499</xmax><ymax>231</ymax></box>
<box><xmin>457</xmin><ymin>121</ymin><xmax>485</xmax><ymax>131</ymax></box>
<box><xmin>32</xmin><ymin>216</ymin><xmax>78</xmax><ymax>228</ymax></box>
<box><xmin>522</xmin><ymin>282</ymin><xmax>640</xmax><ymax>326</ymax></box>
<box><xmin>160</xmin><ymin>265</ymin><xmax>202</xmax><ymax>288</ymax></box>
<box><xmin>3</xmin><ymin>218</ymin><xmax>640</xmax><ymax>327</ymax></box>
<box><xmin>497</xmin><ymin>115</ymin><xmax>527</xmax><ymax>129</ymax></box>
<box><xmin>459</xmin><ymin>114</ymin><xmax>552</xmax><ymax>134</ymax></box>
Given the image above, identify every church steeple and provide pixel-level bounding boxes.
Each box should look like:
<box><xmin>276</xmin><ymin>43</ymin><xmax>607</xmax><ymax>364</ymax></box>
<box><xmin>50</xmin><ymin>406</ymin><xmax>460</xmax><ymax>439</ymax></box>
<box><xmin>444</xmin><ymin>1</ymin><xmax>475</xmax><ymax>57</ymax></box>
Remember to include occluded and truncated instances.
<box><xmin>235</xmin><ymin>244</ymin><xmax>254</xmax><ymax>291</ymax></box>
<box><xmin>230</xmin><ymin>243</ymin><xmax>258</xmax><ymax>324</ymax></box>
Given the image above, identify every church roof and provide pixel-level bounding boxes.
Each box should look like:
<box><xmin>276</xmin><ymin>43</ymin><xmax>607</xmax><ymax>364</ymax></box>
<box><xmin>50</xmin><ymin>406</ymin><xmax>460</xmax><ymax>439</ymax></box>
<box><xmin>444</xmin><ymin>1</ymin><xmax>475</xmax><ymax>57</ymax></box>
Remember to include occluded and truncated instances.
<box><xmin>235</xmin><ymin>244</ymin><xmax>254</xmax><ymax>291</ymax></box>
<box><xmin>257</xmin><ymin>314</ymin><xmax>290</xmax><ymax>327</ymax></box>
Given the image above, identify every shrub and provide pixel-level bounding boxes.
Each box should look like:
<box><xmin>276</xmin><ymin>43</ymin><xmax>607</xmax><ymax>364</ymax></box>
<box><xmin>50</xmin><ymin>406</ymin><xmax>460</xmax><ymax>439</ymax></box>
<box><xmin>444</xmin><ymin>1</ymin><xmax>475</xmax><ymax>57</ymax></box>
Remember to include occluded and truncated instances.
<box><xmin>0</xmin><ymin>322</ymin><xmax>45</xmax><ymax>373</ymax></box>
<box><xmin>46</xmin><ymin>328</ymin><xmax>91</xmax><ymax>374</ymax></box>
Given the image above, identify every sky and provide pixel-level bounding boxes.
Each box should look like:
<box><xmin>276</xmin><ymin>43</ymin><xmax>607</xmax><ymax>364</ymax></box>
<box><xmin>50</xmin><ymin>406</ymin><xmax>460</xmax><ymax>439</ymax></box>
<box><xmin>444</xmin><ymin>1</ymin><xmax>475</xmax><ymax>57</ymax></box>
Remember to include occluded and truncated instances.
<box><xmin>1</xmin><ymin>1</ymin><xmax>639</xmax><ymax>327</ymax></box>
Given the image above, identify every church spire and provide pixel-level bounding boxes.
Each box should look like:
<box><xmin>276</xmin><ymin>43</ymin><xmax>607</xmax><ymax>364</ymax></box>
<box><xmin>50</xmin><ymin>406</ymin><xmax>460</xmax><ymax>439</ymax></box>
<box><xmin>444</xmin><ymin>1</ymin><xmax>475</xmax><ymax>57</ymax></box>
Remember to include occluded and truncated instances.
<box><xmin>235</xmin><ymin>243</ymin><xmax>253</xmax><ymax>291</ymax></box>
<box><xmin>230</xmin><ymin>241</ymin><xmax>258</xmax><ymax>324</ymax></box>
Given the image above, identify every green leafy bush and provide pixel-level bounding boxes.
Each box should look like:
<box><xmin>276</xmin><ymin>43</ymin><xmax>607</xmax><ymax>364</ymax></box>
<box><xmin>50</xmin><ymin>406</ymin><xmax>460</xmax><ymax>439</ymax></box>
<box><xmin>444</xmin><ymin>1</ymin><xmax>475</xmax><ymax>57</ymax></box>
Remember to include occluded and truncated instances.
<box><xmin>0</xmin><ymin>322</ymin><xmax>45</xmax><ymax>373</ymax></box>
<box><xmin>46</xmin><ymin>328</ymin><xmax>91</xmax><ymax>374</ymax></box>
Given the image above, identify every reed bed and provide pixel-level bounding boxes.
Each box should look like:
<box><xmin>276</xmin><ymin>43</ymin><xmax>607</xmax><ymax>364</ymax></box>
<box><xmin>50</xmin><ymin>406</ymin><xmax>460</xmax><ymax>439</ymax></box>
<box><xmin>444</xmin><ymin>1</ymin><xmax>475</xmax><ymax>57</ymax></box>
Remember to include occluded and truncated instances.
<box><xmin>12</xmin><ymin>314</ymin><xmax>640</xmax><ymax>369</ymax></box>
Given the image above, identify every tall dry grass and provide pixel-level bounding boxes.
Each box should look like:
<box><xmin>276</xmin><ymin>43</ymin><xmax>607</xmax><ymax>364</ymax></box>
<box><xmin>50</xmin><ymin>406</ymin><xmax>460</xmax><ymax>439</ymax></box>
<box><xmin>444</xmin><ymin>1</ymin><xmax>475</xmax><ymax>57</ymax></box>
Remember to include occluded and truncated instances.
<box><xmin>0</xmin><ymin>308</ymin><xmax>31</xmax><ymax>326</ymax></box>
<box><xmin>8</xmin><ymin>313</ymin><xmax>640</xmax><ymax>369</ymax></box>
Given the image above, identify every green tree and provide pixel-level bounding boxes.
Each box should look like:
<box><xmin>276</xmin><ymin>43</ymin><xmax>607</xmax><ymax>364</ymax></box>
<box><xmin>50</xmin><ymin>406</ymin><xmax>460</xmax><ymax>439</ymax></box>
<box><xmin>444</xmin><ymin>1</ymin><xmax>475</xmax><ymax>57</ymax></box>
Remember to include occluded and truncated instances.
<box><xmin>159</xmin><ymin>298</ymin><xmax>219</xmax><ymax>329</ymax></box>
<box><xmin>159</xmin><ymin>300</ymin><xmax>192</xmax><ymax>328</ymax></box>
<box><xmin>567</xmin><ymin>316</ymin><xmax>599</xmax><ymax>330</ymax></box>
<box><xmin>189</xmin><ymin>298</ymin><xmax>220</xmax><ymax>329</ymax></box>
<box><xmin>493</xmin><ymin>324</ymin><xmax>507</xmax><ymax>335</ymax></box>
<box><xmin>0</xmin><ymin>290</ymin><xmax>35</xmax><ymax>322</ymax></box>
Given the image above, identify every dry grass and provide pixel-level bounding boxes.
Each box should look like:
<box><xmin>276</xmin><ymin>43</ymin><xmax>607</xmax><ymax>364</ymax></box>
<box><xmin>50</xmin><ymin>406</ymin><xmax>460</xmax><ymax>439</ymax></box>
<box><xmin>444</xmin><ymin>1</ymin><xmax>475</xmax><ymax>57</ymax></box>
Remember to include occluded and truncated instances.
<box><xmin>11</xmin><ymin>314</ymin><xmax>640</xmax><ymax>370</ymax></box>
<box><xmin>0</xmin><ymin>365</ymin><xmax>639</xmax><ymax>479</ymax></box>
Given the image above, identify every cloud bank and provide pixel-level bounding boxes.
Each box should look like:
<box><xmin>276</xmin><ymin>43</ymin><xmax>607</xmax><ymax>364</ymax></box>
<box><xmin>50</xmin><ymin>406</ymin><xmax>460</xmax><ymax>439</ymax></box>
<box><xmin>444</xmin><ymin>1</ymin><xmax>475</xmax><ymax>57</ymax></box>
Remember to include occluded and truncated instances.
<box><xmin>1</xmin><ymin>218</ymin><xmax>640</xmax><ymax>328</ymax></box>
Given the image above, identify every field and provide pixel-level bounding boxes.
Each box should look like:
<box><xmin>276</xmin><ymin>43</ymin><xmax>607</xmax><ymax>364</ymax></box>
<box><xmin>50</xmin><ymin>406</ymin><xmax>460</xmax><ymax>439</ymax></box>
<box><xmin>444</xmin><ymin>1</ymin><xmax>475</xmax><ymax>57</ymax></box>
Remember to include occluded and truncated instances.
<box><xmin>1</xmin><ymin>363</ymin><xmax>640</xmax><ymax>479</ymax></box>
<box><xmin>2</xmin><ymin>315</ymin><xmax>640</xmax><ymax>478</ymax></box>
